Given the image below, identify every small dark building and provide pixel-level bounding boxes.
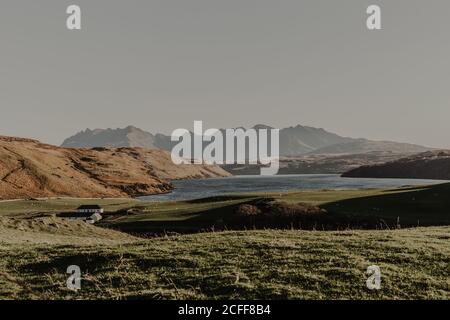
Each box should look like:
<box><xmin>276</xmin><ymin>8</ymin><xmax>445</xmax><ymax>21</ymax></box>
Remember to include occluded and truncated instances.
<box><xmin>76</xmin><ymin>205</ymin><xmax>104</xmax><ymax>214</ymax></box>
<box><xmin>58</xmin><ymin>205</ymin><xmax>104</xmax><ymax>224</ymax></box>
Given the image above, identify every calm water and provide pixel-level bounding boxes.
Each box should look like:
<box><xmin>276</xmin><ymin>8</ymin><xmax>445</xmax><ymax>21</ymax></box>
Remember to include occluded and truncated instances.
<box><xmin>139</xmin><ymin>174</ymin><xmax>447</xmax><ymax>202</ymax></box>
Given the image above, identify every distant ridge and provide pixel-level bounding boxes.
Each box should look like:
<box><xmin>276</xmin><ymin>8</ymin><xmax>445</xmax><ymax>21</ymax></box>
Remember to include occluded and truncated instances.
<box><xmin>61</xmin><ymin>126</ymin><xmax>158</xmax><ymax>149</ymax></box>
<box><xmin>309</xmin><ymin>139</ymin><xmax>430</xmax><ymax>155</ymax></box>
<box><xmin>62</xmin><ymin>124</ymin><xmax>432</xmax><ymax>156</ymax></box>
<box><xmin>342</xmin><ymin>150</ymin><xmax>450</xmax><ymax>180</ymax></box>
<box><xmin>278</xmin><ymin>125</ymin><xmax>353</xmax><ymax>155</ymax></box>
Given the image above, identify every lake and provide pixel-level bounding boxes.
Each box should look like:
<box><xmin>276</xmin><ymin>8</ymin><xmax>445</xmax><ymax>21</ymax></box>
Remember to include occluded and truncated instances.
<box><xmin>139</xmin><ymin>174</ymin><xmax>447</xmax><ymax>202</ymax></box>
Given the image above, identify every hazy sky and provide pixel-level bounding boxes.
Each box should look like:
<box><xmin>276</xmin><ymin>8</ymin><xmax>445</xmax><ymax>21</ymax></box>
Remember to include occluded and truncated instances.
<box><xmin>1</xmin><ymin>0</ymin><xmax>450</xmax><ymax>147</ymax></box>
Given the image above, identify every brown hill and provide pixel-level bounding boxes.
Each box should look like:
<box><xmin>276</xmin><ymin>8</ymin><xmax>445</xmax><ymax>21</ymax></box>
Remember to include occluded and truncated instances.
<box><xmin>342</xmin><ymin>150</ymin><xmax>450</xmax><ymax>180</ymax></box>
<box><xmin>0</xmin><ymin>136</ymin><xmax>230</xmax><ymax>200</ymax></box>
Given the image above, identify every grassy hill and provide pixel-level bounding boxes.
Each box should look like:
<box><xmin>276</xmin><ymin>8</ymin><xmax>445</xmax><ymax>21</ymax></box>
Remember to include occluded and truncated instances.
<box><xmin>2</xmin><ymin>183</ymin><xmax>449</xmax><ymax>233</ymax></box>
<box><xmin>100</xmin><ymin>183</ymin><xmax>450</xmax><ymax>234</ymax></box>
<box><xmin>1</xmin><ymin>184</ymin><xmax>449</xmax><ymax>300</ymax></box>
<box><xmin>1</xmin><ymin>227</ymin><xmax>448</xmax><ymax>299</ymax></box>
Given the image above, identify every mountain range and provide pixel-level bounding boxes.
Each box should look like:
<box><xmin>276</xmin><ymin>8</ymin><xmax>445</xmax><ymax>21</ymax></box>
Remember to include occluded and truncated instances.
<box><xmin>62</xmin><ymin>124</ymin><xmax>431</xmax><ymax>156</ymax></box>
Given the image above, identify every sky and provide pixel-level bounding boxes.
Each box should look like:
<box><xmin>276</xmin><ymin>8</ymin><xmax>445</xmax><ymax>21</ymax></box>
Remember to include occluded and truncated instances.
<box><xmin>0</xmin><ymin>0</ymin><xmax>449</xmax><ymax>148</ymax></box>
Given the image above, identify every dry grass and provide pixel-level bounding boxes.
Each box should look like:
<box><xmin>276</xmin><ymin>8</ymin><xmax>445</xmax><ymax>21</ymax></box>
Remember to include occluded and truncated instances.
<box><xmin>0</xmin><ymin>226</ymin><xmax>449</xmax><ymax>300</ymax></box>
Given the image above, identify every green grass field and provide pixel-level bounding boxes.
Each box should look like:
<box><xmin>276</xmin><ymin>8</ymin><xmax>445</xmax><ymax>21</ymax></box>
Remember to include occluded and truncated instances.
<box><xmin>99</xmin><ymin>184</ymin><xmax>450</xmax><ymax>234</ymax></box>
<box><xmin>0</xmin><ymin>198</ymin><xmax>138</xmax><ymax>217</ymax></box>
<box><xmin>1</xmin><ymin>183</ymin><xmax>449</xmax><ymax>300</ymax></box>
<box><xmin>1</xmin><ymin>227</ymin><xmax>449</xmax><ymax>299</ymax></box>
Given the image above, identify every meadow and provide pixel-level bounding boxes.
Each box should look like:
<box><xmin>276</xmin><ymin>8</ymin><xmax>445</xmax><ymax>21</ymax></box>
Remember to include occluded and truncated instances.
<box><xmin>100</xmin><ymin>183</ymin><xmax>450</xmax><ymax>234</ymax></box>
<box><xmin>1</xmin><ymin>228</ymin><xmax>448</xmax><ymax>299</ymax></box>
<box><xmin>0</xmin><ymin>183</ymin><xmax>449</xmax><ymax>300</ymax></box>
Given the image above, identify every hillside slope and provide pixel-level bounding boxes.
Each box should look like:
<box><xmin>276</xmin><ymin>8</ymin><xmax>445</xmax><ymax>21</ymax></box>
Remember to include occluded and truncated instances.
<box><xmin>0</xmin><ymin>216</ymin><xmax>138</xmax><ymax>245</ymax></box>
<box><xmin>0</xmin><ymin>136</ymin><xmax>229</xmax><ymax>200</ymax></box>
<box><xmin>1</xmin><ymin>227</ymin><xmax>448</xmax><ymax>299</ymax></box>
<box><xmin>342</xmin><ymin>150</ymin><xmax>450</xmax><ymax>180</ymax></box>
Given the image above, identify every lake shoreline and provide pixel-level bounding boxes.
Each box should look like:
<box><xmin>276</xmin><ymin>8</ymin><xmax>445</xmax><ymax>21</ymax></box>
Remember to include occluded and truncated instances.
<box><xmin>139</xmin><ymin>174</ymin><xmax>449</xmax><ymax>202</ymax></box>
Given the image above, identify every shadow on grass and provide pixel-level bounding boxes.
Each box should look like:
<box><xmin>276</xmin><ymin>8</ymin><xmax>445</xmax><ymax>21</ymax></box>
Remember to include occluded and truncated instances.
<box><xmin>184</xmin><ymin>195</ymin><xmax>258</xmax><ymax>204</ymax></box>
<box><xmin>105</xmin><ymin>183</ymin><xmax>450</xmax><ymax>235</ymax></box>
<box><xmin>322</xmin><ymin>183</ymin><xmax>450</xmax><ymax>226</ymax></box>
<box><xmin>110</xmin><ymin>200</ymin><xmax>254</xmax><ymax>234</ymax></box>
<box><xmin>18</xmin><ymin>251</ymin><xmax>136</xmax><ymax>275</ymax></box>
<box><xmin>108</xmin><ymin>197</ymin><xmax>367</xmax><ymax>234</ymax></box>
